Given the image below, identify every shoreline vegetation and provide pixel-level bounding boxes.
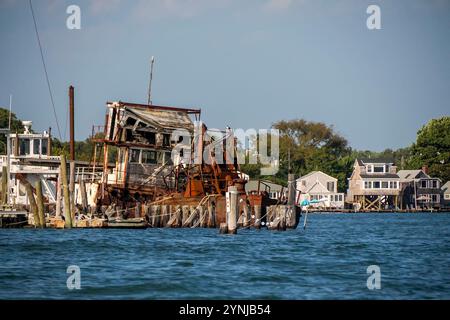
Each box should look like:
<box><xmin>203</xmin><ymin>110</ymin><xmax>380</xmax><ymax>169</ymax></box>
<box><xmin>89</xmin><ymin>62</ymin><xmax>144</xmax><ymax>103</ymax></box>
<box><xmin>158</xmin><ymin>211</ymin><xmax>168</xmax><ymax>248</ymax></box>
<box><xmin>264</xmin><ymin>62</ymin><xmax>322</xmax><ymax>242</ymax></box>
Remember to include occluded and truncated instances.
<box><xmin>1</xmin><ymin>108</ymin><xmax>448</xmax><ymax>192</ymax></box>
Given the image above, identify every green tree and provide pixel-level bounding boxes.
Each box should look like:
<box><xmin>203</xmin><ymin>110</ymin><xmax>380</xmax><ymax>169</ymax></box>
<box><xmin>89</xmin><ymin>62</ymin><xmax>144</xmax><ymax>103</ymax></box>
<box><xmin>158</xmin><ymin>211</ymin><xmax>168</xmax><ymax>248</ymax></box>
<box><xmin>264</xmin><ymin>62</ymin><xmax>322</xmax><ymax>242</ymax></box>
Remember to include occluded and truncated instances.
<box><xmin>408</xmin><ymin>116</ymin><xmax>450</xmax><ymax>183</ymax></box>
<box><xmin>0</xmin><ymin>107</ymin><xmax>24</xmax><ymax>154</ymax></box>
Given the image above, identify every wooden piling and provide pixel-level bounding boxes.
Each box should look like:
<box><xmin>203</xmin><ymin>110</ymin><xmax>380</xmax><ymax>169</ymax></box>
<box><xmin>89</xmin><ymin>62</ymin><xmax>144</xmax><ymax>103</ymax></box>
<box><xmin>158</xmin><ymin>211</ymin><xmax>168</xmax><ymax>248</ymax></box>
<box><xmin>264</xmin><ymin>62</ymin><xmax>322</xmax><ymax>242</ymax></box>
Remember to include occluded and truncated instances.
<box><xmin>55</xmin><ymin>168</ymin><xmax>62</xmax><ymax>217</ymax></box>
<box><xmin>69</xmin><ymin>161</ymin><xmax>76</xmax><ymax>220</ymax></box>
<box><xmin>287</xmin><ymin>173</ymin><xmax>297</xmax><ymax>228</ymax></box>
<box><xmin>25</xmin><ymin>182</ymin><xmax>39</xmax><ymax>227</ymax></box>
<box><xmin>199</xmin><ymin>206</ymin><xmax>206</xmax><ymax>227</ymax></box>
<box><xmin>227</xmin><ymin>186</ymin><xmax>238</xmax><ymax>234</ymax></box>
<box><xmin>35</xmin><ymin>180</ymin><xmax>46</xmax><ymax>228</ymax></box>
<box><xmin>182</xmin><ymin>205</ymin><xmax>190</xmax><ymax>226</ymax></box>
<box><xmin>207</xmin><ymin>200</ymin><xmax>215</xmax><ymax>228</ymax></box>
<box><xmin>60</xmin><ymin>154</ymin><xmax>72</xmax><ymax>228</ymax></box>
<box><xmin>254</xmin><ymin>205</ymin><xmax>261</xmax><ymax>229</ymax></box>
<box><xmin>1</xmin><ymin>166</ymin><xmax>7</xmax><ymax>205</ymax></box>
<box><xmin>161</xmin><ymin>205</ymin><xmax>169</xmax><ymax>227</ymax></box>
<box><xmin>243</xmin><ymin>202</ymin><xmax>250</xmax><ymax>228</ymax></box>
<box><xmin>183</xmin><ymin>206</ymin><xmax>198</xmax><ymax>227</ymax></box>
<box><xmin>219</xmin><ymin>222</ymin><xmax>228</xmax><ymax>234</ymax></box>
<box><xmin>80</xmin><ymin>180</ymin><xmax>88</xmax><ymax>213</ymax></box>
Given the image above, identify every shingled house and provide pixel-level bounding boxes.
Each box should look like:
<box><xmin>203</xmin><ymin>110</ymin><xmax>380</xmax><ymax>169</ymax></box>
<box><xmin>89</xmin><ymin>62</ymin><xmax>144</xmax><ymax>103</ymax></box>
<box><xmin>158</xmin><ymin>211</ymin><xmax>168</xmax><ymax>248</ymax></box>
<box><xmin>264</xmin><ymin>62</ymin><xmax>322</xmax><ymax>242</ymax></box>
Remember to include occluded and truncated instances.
<box><xmin>346</xmin><ymin>158</ymin><xmax>400</xmax><ymax>211</ymax></box>
<box><xmin>296</xmin><ymin>171</ymin><xmax>345</xmax><ymax>209</ymax></box>
<box><xmin>398</xmin><ymin>167</ymin><xmax>442</xmax><ymax>210</ymax></box>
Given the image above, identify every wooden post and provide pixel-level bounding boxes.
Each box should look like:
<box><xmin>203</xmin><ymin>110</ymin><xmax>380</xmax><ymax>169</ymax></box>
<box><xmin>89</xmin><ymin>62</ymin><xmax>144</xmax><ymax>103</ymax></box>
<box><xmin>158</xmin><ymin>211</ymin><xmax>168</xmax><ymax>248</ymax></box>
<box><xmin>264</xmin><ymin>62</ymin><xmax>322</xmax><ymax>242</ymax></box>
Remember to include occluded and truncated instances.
<box><xmin>61</xmin><ymin>154</ymin><xmax>72</xmax><ymax>228</ymax></box>
<box><xmin>207</xmin><ymin>200</ymin><xmax>215</xmax><ymax>228</ymax></box>
<box><xmin>69</xmin><ymin>161</ymin><xmax>76</xmax><ymax>220</ymax></box>
<box><xmin>182</xmin><ymin>205</ymin><xmax>190</xmax><ymax>227</ymax></box>
<box><xmin>287</xmin><ymin>174</ymin><xmax>297</xmax><ymax>228</ymax></box>
<box><xmin>161</xmin><ymin>205</ymin><xmax>169</xmax><ymax>227</ymax></box>
<box><xmin>35</xmin><ymin>180</ymin><xmax>46</xmax><ymax>228</ymax></box>
<box><xmin>243</xmin><ymin>202</ymin><xmax>250</xmax><ymax>228</ymax></box>
<box><xmin>25</xmin><ymin>182</ymin><xmax>39</xmax><ymax>227</ymax></box>
<box><xmin>1</xmin><ymin>166</ymin><xmax>7</xmax><ymax>205</ymax></box>
<box><xmin>80</xmin><ymin>180</ymin><xmax>88</xmax><ymax>213</ymax></box>
<box><xmin>254</xmin><ymin>205</ymin><xmax>261</xmax><ymax>229</ymax></box>
<box><xmin>56</xmin><ymin>167</ymin><xmax>62</xmax><ymax>217</ymax></box>
<box><xmin>199</xmin><ymin>206</ymin><xmax>206</xmax><ymax>227</ymax></box>
<box><xmin>227</xmin><ymin>186</ymin><xmax>238</xmax><ymax>234</ymax></box>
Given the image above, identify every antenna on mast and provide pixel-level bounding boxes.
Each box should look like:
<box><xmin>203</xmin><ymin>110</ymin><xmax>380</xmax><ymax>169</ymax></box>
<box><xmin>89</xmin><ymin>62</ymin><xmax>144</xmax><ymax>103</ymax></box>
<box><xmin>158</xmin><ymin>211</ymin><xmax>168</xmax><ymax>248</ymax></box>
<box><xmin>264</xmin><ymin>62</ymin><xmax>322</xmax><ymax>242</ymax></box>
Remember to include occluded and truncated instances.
<box><xmin>8</xmin><ymin>95</ymin><xmax>12</xmax><ymax>130</ymax></box>
<box><xmin>147</xmin><ymin>56</ymin><xmax>155</xmax><ymax>105</ymax></box>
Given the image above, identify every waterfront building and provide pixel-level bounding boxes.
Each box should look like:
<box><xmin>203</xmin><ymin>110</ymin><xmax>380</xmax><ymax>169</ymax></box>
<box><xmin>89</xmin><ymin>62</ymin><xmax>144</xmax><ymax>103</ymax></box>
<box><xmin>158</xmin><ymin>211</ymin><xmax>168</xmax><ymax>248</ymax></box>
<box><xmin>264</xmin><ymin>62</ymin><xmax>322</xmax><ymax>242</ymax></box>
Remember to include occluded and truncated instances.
<box><xmin>296</xmin><ymin>171</ymin><xmax>344</xmax><ymax>209</ymax></box>
<box><xmin>398</xmin><ymin>167</ymin><xmax>441</xmax><ymax>210</ymax></box>
<box><xmin>346</xmin><ymin>158</ymin><xmax>400</xmax><ymax>210</ymax></box>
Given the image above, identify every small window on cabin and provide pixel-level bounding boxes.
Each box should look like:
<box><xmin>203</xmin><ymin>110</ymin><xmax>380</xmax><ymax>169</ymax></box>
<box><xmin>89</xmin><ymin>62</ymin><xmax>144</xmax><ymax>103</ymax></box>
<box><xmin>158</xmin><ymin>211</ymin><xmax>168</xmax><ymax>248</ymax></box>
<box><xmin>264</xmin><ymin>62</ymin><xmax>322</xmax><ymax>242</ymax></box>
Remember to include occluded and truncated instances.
<box><xmin>41</xmin><ymin>139</ymin><xmax>48</xmax><ymax>155</ymax></box>
<box><xmin>373</xmin><ymin>181</ymin><xmax>380</xmax><ymax>189</ymax></box>
<box><xmin>374</xmin><ymin>166</ymin><xmax>384</xmax><ymax>173</ymax></box>
<box><xmin>126</xmin><ymin>117</ymin><xmax>137</xmax><ymax>126</ymax></box>
<box><xmin>165</xmin><ymin>152</ymin><xmax>173</xmax><ymax>165</ymax></box>
<box><xmin>381</xmin><ymin>181</ymin><xmax>389</xmax><ymax>189</ymax></box>
<box><xmin>33</xmin><ymin>139</ymin><xmax>40</xmax><ymax>155</ymax></box>
<box><xmin>141</xmin><ymin>150</ymin><xmax>157</xmax><ymax>165</ymax></box>
<box><xmin>144</xmin><ymin>132</ymin><xmax>156</xmax><ymax>145</ymax></box>
<box><xmin>432</xmin><ymin>180</ymin><xmax>438</xmax><ymax>188</ymax></box>
<box><xmin>421</xmin><ymin>180</ymin><xmax>427</xmax><ymax>188</ymax></box>
<box><xmin>19</xmin><ymin>138</ymin><xmax>30</xmax><ymax>155</ymax></box>
<box><xmin>130</xmin><ymin>149</ymin><xmax>140</xmax><ymax>163</ymax></box>
<box><xmin>163</xmin><ymin>134</ymin><xmax>171</xmax><ymax>147</ymax></box>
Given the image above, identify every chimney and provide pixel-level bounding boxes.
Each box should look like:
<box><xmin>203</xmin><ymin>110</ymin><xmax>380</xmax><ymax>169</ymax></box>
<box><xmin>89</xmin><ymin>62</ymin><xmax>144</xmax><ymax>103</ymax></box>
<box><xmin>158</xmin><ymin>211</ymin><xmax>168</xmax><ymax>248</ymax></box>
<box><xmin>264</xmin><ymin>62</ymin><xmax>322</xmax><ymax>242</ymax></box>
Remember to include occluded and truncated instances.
<box><xmin>422</xmin><ymin>165</ymin><xmax>429</xmax><ymax>175</ymax></box>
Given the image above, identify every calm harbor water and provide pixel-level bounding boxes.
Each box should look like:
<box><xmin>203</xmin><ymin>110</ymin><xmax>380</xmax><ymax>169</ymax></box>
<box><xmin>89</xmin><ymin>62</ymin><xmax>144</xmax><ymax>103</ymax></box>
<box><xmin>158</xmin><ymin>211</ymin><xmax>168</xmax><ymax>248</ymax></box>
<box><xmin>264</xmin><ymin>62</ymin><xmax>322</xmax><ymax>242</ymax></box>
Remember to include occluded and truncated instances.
<box><xmin>1</xmin><ymin>213</ymin><xmax>449</xmax><ymax>300</ymax></box>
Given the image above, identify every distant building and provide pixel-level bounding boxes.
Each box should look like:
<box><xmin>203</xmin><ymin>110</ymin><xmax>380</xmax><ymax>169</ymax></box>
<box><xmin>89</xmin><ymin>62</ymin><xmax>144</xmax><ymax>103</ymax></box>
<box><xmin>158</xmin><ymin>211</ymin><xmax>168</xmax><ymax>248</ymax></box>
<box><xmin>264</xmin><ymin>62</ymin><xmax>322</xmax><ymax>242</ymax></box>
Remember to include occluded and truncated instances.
<box><xmin>346</xmin><ymin>158</ymin><xmax>400</xmax><ymax>210</ymax></box>
<box><xmin>296</xmin><ymin>171</ymin><xmax>344</xmax><ymax>209</ymax></box>
<box><xmin>398</xmin><ymin>167</ymin><xmax>441</xmax><ymax>210</ymax></box>
<box><xmin>245</xmin><ymin>180</ymin><xmax>287</xmax><ymax>200</ymax></box>
<box><xmin>442</xmin><ymin>181</ymin><xmax>450</xmax><ymax>208</ymax></box>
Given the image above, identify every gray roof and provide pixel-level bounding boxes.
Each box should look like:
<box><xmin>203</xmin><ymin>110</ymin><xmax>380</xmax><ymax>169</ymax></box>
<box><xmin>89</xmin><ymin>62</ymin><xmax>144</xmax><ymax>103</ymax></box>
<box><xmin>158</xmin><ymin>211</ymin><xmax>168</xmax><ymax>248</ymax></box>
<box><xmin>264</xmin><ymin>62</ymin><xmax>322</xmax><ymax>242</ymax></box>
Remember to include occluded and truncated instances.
<box><xmin>245</xmin><ymin>180</ymin><xmax>285</xmax><ymax>193</ymax></box>
<box><xmin>442</xmin><ymin>181</ymin><xmax>450</xmax><ymax>194</ymax></box>
<box><xmin>360</xmin><ymin>173</ymin><xmax>400</xmax><ymax>179</ymax></box>
<box><xmin>357</xmin><ymin>158</ymin><xmax>395</xmax><ymax>166</ymax></box>
<box><xmin>397</xmin><ymin>170</ymin><xmax>428</xmax><ymax>181</ymax></box>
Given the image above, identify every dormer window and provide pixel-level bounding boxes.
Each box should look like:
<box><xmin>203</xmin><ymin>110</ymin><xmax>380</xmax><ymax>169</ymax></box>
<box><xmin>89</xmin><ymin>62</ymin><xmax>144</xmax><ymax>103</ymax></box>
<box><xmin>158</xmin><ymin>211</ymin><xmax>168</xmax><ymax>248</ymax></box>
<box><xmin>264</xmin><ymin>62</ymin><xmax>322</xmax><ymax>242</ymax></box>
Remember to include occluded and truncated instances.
<box><xmin>373</xmin><ymin>165</ymin><xmax>384</xmax><ymax>173</ymax></box>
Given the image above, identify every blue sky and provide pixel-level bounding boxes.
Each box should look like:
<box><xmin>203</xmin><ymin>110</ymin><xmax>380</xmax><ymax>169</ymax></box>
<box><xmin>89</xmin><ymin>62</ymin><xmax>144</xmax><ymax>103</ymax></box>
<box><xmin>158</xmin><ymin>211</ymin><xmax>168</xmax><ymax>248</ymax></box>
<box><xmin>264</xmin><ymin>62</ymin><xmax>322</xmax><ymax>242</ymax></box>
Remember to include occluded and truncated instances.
<box><xmin>0</xmin><ymin>0</ymin><xmax>449</xmax><ymax>151</ymax></box>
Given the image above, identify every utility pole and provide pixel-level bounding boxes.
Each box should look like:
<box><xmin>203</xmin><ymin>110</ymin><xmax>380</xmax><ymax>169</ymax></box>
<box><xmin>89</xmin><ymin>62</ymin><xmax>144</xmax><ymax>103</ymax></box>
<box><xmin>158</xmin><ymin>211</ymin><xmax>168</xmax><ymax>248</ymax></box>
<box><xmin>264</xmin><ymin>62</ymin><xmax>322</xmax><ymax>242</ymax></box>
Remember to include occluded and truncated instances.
<box><xmin>147</xmin><ymin>56</ymin><xmax>155</xmax><ymax>105</ymax></box>
<box><xmin>69</xmin><ymin>86</ymin><xmax>75</xmax><ymax>161</ymax></box>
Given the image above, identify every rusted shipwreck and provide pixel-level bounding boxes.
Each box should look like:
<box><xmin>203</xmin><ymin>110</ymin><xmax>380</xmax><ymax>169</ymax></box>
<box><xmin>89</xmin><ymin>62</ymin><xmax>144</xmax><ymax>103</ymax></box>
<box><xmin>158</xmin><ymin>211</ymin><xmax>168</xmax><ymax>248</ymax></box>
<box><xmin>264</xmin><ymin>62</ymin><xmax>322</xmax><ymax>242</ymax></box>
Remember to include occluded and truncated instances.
<box><xmin>86</xmin><ymin>101</ymin><xmax>300</xmax><ymax>231</ymax></box>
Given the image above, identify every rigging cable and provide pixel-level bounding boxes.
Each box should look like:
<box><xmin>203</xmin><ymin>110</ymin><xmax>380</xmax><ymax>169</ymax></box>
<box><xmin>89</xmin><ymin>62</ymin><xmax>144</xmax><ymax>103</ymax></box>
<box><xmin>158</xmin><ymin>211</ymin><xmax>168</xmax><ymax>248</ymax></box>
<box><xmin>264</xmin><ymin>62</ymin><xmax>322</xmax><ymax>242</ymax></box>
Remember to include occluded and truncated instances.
<box><xmin>29</xmin><ymin>0</ymin><xmax>62</xmax><ymax>141</ymax></box>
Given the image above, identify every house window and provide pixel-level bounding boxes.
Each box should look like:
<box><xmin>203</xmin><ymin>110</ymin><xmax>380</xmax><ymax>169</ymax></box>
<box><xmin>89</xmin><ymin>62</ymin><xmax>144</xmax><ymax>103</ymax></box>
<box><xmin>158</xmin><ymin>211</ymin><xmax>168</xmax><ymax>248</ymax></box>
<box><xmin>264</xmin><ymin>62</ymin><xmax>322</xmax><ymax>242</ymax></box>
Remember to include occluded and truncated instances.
<box><xmin>129</xmin><ymin>149</ymin><xmax>140</xmax><ymax>163</ymax></box>
<box><xmin>421</xmin><ymin>180</ymin><xmax>427</xmax><ymax>188</ymax></box>
<box><xmin>374</xmin><ymin>165</ymin><xmax>384</xmax><ymax>173</ymax></box>
<box><xmin>367</xmin><ymin>165</ymin><xmax>373</xmax><ymax>173</ymax></box>
<box><xmin>431</xmin><ymin>180</ymin><xmax>438</xmax><ymax>188</ymax></box>
<box><xmin>364</xmin><ymin>181</ymin><xmax>372</xmax><ymax>189</ymax></box>
<box><xmin>381</xmin><ymin>181</ymin><xmax>389</xmax><ymax>189</ymax></box>
<box><xmin>431</xmin><ymin>194</ymin><xmax>439</xmax><ymax>203</ymax></box>
<box><xmin>339</xmin><ymin>195</ymin><xmax>343</xmax><ymax>201</ymax></box>
<box><xmin>141</xmin><ymin>150</ymin><xmax>157</xmax><ymax>164</ymax></box>
<box><xmin>373</xmin><ymin>181</ymin><xmax>380</xmax><ymax>189</ymax></box>
<box><xmin>327</xmin><ymin>181</ymin><xmax>335</xmax><ymax>192</ymax></box>
<box><xmin>445</xmin><ymin>194</ymin><xmax>450</xmax><ymax>200</ymax></box>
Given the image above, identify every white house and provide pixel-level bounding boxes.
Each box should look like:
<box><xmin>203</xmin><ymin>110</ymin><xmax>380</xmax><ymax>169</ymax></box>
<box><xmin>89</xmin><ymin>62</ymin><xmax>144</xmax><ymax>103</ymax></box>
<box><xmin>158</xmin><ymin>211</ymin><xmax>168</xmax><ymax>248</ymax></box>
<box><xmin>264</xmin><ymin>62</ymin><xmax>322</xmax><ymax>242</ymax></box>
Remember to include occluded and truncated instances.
<box><xmin>296</xmin><ymin>171</ymin><xmax>345</xmax><ymax>209</ymax></box>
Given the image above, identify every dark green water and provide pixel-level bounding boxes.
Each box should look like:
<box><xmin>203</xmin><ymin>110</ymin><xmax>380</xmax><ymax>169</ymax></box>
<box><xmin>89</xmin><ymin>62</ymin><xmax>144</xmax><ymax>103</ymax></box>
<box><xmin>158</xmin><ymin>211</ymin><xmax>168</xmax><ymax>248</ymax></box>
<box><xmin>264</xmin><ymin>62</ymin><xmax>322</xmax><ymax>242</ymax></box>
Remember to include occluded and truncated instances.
<box><xmin>1</xmin><ymin>213</ymin><xmax>449</xmax><ymax>299</ymax></box>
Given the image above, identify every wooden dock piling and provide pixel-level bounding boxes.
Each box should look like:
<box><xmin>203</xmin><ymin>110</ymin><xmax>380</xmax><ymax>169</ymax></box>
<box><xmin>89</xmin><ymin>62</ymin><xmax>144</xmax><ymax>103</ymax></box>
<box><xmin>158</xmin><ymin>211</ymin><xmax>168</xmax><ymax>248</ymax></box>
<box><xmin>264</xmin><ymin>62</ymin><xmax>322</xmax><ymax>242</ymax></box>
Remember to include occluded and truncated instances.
<box><xmin>60</xmin><ymin>154</ymin><xmax>72</xmax><ymax>228</ymax></box>
<box><xmin>227</xmin><ymin>186</ymin><xmax>238</xmax><ymax>234</ymax></box>
<box><xmin>35</xmin><ymin>180</ymin><xmax>46</xmax><ymax>228</ymax></box>
<box><xmin>254</xmin><ymin>205</ymin><xmax>261</xmax><ymax>229</ymax></box>
<box><xmin>25</xmin><ymin>182</ymin><xmax>40</xmax><ymax>227</ymax></box>
<box><xmin>1</xmin><ymin>166</ymin><xmax>7</xmax><ymax>204</ymax></box>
